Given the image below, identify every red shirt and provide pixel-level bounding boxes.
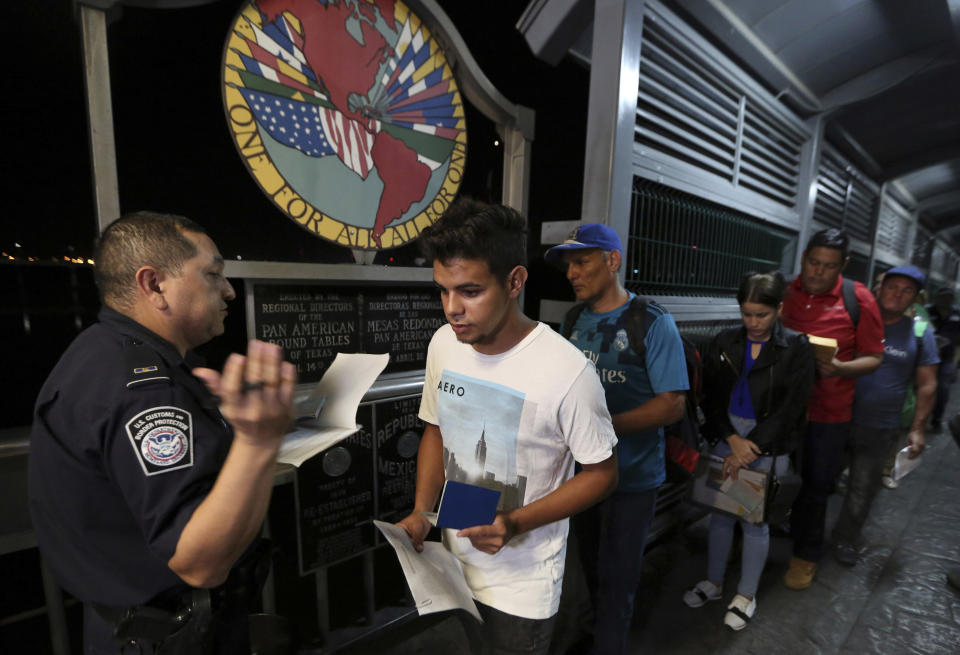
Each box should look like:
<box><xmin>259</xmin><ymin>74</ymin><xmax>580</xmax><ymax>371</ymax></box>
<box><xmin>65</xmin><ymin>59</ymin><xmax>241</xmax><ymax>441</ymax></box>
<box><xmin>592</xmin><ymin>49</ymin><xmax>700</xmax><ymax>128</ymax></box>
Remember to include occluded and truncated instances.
<box><xmin>781</xmin><ymin>275</ymin><xmax>884</xmax><ymax>422</ymax></box>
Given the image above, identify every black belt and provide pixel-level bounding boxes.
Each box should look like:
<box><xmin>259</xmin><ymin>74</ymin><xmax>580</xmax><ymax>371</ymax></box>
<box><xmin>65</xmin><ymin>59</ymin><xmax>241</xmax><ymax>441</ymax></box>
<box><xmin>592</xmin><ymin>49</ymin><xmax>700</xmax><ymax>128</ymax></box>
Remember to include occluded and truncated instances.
<box><xmin>94</xmin><ymin>588</ymin><xmax>209</xmax><ymax>645</ymax></box>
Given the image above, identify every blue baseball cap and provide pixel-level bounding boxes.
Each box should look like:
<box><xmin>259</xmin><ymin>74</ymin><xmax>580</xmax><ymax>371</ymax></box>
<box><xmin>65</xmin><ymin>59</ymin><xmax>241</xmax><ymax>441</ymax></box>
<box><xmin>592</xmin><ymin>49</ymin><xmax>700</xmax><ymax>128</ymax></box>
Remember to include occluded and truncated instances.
<box><xmin>884</xmin><ymin>265</ymin><xmax>925</xmax><ymax>289</ymax></box>
<box><xmin>545</xmin><ymin>223</ymin><xmax>622</xmax><ymax>262</ymax></box>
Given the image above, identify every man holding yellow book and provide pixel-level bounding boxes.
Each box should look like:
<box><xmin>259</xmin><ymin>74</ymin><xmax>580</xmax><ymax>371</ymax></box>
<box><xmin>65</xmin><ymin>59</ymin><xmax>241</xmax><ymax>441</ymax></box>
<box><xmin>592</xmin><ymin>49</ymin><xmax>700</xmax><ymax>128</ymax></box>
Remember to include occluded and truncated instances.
<box><xmin>779</xmin><ymin>229</ymin><xmax>884</xmax><ymax>589</ymax></box>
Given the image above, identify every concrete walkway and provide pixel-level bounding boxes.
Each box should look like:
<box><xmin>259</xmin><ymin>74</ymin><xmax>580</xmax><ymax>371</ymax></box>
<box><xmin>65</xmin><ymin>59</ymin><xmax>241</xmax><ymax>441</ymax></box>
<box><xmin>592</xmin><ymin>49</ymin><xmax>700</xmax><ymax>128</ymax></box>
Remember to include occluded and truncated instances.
<box><xmin>354</xmin><ymin>426</ymin><xmax>960</xmax><ymax>655</ymax></box>
<box><xmin>628</xmin><ymin>427</ymin><xmax>960</xmax><ymax>655</ymax></box>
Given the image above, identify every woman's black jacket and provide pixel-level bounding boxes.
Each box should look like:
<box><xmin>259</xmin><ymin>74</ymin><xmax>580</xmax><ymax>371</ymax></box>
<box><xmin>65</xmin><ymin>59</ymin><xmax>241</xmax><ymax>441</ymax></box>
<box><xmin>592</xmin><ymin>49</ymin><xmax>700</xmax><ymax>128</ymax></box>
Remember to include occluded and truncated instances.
<box><xmin>700</xmin><ymin>321</ymin><xmax>815</xmax><ymax>456</ymax></box>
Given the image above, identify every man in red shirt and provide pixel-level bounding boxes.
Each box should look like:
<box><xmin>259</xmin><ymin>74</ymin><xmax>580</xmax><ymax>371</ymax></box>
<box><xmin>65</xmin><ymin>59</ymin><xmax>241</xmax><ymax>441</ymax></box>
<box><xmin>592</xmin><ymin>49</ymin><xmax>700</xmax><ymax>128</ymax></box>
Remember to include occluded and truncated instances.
<box><xmin>780</xmin><ymin>228</ymin><xmax>884</xmax><ymax>589</ymax></box>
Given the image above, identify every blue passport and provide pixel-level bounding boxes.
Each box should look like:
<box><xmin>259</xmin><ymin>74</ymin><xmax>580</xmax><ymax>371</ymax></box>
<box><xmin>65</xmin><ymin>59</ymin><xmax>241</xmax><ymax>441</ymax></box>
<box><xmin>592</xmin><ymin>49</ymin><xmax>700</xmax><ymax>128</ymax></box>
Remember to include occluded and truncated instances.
<box><xmin>436</xmin><ymin>480</ymin><xmax>501</xmax><ymax>530</ymax></box>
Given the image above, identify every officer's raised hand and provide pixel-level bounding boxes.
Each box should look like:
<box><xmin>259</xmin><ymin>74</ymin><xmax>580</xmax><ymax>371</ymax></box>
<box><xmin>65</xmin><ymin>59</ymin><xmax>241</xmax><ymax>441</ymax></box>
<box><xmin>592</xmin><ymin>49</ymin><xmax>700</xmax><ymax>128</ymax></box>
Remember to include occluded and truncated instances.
<box><xmin>193</xmin><ymin>339</ymin><xmax>296</xmax><ymax>446</ymax></box>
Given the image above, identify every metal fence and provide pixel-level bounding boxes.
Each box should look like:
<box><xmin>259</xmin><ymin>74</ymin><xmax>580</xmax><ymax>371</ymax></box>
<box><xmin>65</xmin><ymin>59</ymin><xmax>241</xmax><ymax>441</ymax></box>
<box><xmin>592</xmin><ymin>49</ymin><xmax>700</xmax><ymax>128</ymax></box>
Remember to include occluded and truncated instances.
<box><xmin>626</xmin><ymin>179</ymin><xmax>797</xmax><ymax>296</ymax></box>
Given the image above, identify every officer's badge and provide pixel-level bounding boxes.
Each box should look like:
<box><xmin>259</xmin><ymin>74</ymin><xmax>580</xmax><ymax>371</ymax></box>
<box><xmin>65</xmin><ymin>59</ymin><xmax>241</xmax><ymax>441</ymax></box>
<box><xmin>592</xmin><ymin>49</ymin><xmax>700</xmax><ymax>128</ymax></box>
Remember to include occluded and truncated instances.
<box><xmin>125</xmin><ymin>406</ymin><xmax>193</xmax><ymax>475</ymax></box>
<box><xmin>613</xmin><ymin>329</ymin><xmax>629</xmax><ymax>352</ymax></box>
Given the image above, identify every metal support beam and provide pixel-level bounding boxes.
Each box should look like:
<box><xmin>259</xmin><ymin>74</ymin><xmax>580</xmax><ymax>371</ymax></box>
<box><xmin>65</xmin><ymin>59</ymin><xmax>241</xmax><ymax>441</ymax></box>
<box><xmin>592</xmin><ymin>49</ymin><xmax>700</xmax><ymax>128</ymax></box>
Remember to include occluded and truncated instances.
<box><xmin>866</xmin><ymin>182</ymin><xmax>888</xmax><ymax>284</ymax></box>
<box><xmin>674</xmin><ymin>0</ymin><xmax>823</xmax><ymax>113</ymax></box>
<box><xmin>792</xmin><ymin>116</ymin><xmax>825</xmax><ymax>274</ymax></box>
<box><xmin>351</xmin><ymin>249</ymin><xmax>377</xmax><ymax>265</ymax></box>
<box><xmin>315</xmin><ymin>567</ymin><xmax>330</xmax><ymax>640</ymax></box>
<box><xmin>79</xmin><ymin>4</ymin><xmax>121</xmax><ymax>233</ymax></box>
<box><xmin>948</xmin><ymin>0</ymin><xmax>960</xmax><ymax>46</ymax></box>
<box><xmin>919</xmin><ymin>189</ymin><xmax>960</xmax><ymax>213</ymax></box>
<box><xmin>905</xmin><ymin>208</ymin><xmax>920</xmax><ymax>274</ymax></box>
<box><xmin>500</xmin><ymin>107</ymin><xmax>535</xmax><ymax>216</ymax></box>
<box><xmin>581</xmin><ymin>0</ymin><xmax>644</xmax><ymax>284</ymax></box>
<box><xmin>362</xmin><ymin>551</ymin><xmax>376</xmax><ymax>625</ymax></box>
<box><xmin>516</xmin><ymin>0</ymin><xmax>594</xmax><ymax>66</ymax></box>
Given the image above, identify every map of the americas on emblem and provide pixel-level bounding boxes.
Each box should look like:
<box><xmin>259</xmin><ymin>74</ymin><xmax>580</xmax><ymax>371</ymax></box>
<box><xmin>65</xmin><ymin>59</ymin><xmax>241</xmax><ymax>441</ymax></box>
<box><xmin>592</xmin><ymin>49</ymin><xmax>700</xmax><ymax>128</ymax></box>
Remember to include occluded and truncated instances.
<box><xmin>223</xmin><ymin>0</ymin><xmax>467</xmax><ymax>250</ymax></box>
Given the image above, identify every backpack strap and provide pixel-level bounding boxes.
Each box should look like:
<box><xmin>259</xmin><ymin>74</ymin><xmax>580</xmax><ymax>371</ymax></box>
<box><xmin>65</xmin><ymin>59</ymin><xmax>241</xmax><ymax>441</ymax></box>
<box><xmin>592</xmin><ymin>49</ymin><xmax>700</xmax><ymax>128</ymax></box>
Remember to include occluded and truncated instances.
<box><xmin>561</xmin><ymin>302</ymin><xmax>588</xmax><ymax>340</ymax></box>
<box><xmin>841</xmin><ymin>277</ymin><xmax>860</xmax><ymax>327</ymax></box>
<box><xmin>624</xmin><ymin>295</ymin><xmax>652</xmax><ymax>359</ymax></box>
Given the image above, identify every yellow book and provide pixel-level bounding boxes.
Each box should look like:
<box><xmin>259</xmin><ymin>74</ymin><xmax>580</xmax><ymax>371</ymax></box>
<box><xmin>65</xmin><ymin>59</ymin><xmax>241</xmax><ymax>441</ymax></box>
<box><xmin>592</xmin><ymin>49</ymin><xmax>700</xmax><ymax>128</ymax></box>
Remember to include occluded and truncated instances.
<box><xmin>807</xmin><ymin>334</ymin><xmax>838</xmax><ymax>359</ymax></box>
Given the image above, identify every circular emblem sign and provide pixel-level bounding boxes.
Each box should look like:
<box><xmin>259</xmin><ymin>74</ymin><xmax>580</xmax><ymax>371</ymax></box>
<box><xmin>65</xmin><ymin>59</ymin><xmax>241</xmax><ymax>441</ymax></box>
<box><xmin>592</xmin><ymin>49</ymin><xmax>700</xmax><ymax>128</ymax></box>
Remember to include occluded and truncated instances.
<box><xmin>222</xmin><ymin>0</ymin><xmax>467</xmax><ymax>250</ymax></box>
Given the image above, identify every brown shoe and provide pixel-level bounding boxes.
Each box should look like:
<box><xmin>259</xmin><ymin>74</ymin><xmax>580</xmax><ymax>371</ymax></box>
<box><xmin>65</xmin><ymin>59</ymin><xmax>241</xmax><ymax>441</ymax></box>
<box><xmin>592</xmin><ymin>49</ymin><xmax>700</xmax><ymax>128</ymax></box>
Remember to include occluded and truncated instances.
<box><xmin>784</xmin><ymin>557</ymin><xmax>817</xmax><ymax>590</ymax></box>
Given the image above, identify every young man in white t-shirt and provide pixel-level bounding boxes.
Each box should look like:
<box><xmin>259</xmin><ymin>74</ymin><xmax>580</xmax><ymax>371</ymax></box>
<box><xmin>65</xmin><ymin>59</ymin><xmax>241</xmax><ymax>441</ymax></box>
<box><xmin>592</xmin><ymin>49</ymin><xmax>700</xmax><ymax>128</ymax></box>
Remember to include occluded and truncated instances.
<box><xmin>397</xmin><ymin>199</ymin><xmax>619</xmax><ymax>654</ymax></box>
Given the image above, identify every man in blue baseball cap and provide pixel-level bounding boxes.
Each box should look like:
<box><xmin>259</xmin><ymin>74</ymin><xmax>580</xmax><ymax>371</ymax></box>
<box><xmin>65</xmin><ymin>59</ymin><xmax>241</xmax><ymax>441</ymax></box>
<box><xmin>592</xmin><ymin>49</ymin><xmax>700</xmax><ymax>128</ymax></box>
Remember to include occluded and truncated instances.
<box><xmin>546</xmin><ymin>224</ymin><xmax>689</xmax><ymax>655</ymax></box>
<box><xmin>831</xmin><ymin>264</ymin><xmax>939</xmax><ymax>566</ymax></box>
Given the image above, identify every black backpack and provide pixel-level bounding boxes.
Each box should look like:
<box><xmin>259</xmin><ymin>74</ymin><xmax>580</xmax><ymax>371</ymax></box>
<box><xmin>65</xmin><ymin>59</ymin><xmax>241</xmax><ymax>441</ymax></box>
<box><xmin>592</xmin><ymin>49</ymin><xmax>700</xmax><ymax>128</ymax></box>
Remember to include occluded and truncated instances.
<box><xmin>561</xmin><ymin>296</ymin><xmax>703</xmax><ymax>481</ymax></box>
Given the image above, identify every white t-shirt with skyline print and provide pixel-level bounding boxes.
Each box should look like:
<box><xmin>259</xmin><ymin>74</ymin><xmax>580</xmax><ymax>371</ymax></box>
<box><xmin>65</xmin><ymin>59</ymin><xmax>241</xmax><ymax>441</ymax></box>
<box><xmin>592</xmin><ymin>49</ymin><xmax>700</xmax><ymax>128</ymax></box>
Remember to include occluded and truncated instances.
<box><xmin>420</xmin><ymin>322</ymin><xmax>617</xmax><ymax>619</ymax></box>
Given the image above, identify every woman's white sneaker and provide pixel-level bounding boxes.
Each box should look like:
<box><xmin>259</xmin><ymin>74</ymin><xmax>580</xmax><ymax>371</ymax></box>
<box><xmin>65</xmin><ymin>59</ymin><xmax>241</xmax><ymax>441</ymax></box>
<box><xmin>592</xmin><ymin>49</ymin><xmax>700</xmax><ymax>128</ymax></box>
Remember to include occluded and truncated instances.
<box><xmin>683</xmin><ymin>580</ymin><xmax>722</xmax><ymax>608</ymax></box>
<box><xmin>723</xmin><ymin>594</ymin><xmax>756</xmax><ymax>630</ymax></box>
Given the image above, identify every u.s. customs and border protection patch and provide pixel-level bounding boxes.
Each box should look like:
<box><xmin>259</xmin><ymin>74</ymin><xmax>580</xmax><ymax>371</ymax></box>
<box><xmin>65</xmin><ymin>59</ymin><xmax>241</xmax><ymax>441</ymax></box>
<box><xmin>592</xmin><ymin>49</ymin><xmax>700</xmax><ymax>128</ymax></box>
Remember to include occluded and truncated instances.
<box><xmin>125</xmin><ymin>407</ymin><xmax>194</xmax><ymax>476</ymax></box>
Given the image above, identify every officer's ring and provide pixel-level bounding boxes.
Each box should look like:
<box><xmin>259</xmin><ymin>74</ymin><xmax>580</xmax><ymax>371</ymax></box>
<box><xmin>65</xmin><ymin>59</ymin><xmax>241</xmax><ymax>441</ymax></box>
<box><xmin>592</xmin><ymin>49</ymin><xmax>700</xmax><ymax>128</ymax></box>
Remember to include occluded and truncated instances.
<box><xmin>242</xmin><ymin>381</ymin><xmax>266</xmax><ymax>392</ymax></box>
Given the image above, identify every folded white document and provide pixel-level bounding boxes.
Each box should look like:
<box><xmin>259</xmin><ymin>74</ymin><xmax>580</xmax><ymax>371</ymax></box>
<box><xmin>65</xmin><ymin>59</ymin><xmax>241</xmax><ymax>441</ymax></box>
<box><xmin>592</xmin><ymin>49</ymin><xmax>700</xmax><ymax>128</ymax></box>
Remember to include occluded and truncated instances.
<box><xmin>374</xmin><ymin>520</ymin><xmax>481</xmax><ymax>622</ymax></box>
<box><xmin>277</xmin><ymin>352</ymin><xmax>389</xmax><ymax>466</ymax></box>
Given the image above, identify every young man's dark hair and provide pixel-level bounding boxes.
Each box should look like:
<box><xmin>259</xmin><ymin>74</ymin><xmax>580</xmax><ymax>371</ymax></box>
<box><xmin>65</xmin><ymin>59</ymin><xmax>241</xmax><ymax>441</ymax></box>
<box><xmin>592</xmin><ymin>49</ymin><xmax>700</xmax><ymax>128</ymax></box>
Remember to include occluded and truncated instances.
<box><xmin>419</xmin><ymin>198</ymin><xmax>527</xmax><ymax>282</ymax></box>
<box><xmin>804</xmin><ymin>228</ymin><xmax>849</xmax><ymax>259</ymax></box>
<box><xmin>94</xmin><ymin>211</ymin><xmax>208</xmax><ymax>309</ymax></box>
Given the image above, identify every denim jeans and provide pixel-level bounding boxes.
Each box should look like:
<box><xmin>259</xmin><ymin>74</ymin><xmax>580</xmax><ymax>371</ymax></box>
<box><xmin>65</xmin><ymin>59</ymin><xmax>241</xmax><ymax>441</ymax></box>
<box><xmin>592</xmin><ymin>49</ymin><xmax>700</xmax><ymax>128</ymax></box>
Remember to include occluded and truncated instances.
<box><xmin>706</xmin><ymin>441</ymin><xmax>789</xmax><ymax>598</ymax></box>
<box><xmin>832</xmin><ymin>424</ymin><xmax>899</xmax><ymax>547</ymax></box>
<box><xmin>475</xmin><ymin>602</ymin><xmax>556</xmax><ymax>655</ymax></box>
<box><xmin>573</xmin><ymin>488</ymin><xmax>658</xmax><ymax>655</ymax></box>
<box><xmin>790</xmin><ymin>421</ymin><xmax>851</xmax><ymax>562</ymax></box>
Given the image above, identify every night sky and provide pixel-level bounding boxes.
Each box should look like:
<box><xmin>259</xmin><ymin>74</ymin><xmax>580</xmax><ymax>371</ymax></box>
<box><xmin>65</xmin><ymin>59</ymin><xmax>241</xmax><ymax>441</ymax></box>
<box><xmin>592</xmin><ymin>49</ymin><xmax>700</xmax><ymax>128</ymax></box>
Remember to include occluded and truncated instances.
<box><xmin>4</xmin><ymin>1</ymin><xmax>590</xmax><ymax>266</ymax></box>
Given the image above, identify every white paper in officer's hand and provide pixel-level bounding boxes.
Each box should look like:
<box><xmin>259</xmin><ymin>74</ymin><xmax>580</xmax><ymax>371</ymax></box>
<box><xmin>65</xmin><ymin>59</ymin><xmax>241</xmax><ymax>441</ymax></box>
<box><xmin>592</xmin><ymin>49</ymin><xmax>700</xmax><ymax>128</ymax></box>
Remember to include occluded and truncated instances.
<box><xmin>892</xmin><ymin>445</ymin><xmax>922</xmax><ymax>481</ymax></box>
<box><xmin>373</xmin><ymin>520</ymin><xmax>481</xmax><ymax>622</ymax></box>
<box><xmin>297</xmin><ymin>352</ymin><xmax>389</xmax><ymax>424</ymax></box>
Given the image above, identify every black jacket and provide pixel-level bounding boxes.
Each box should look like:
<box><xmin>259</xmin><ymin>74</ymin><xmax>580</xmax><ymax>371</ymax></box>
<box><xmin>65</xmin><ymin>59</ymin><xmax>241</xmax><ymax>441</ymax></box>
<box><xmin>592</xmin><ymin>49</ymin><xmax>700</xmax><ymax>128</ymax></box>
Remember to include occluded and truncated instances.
<box><xmin>700</xmin><ymin>321</ymin><xmax>814</xmax><ymax>456</ymax></box>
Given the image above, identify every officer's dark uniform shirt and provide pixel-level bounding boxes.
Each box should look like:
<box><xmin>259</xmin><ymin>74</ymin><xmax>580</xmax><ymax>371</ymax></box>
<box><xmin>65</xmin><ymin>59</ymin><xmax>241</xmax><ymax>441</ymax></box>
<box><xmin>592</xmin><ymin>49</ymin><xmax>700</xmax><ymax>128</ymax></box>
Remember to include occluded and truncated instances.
<box><xmin>28</xmin><ymin>307</ymin><xmax>233</xmax><ymax>608</ymax></box>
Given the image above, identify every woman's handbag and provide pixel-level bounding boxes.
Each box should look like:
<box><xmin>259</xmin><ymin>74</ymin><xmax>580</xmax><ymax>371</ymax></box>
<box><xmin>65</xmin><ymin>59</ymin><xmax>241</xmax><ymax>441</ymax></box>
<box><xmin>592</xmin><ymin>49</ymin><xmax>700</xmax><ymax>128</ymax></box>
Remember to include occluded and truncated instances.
<box><xmin>689</xmin><ymin>454</ymin><xmax>802</xmax><ymax>525</ymax></box>
<box><xmin>763</xmin><ymin>469</ymin><xmax>803</xmax><ymax>525</ymax></box>
<box><xmin>688</xmin><ymin>454</ymin><xmax>768</xmax><ymax>524</ymax></box>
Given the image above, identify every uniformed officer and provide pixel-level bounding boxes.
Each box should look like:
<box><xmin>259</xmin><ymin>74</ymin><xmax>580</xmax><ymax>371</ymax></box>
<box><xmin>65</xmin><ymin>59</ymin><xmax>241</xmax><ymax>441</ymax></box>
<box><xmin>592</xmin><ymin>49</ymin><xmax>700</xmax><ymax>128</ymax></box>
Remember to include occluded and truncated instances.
<box><xmin>28</xmin><ymin>211</ymin><xmax>296</xmax><ymax>654</ymax></box>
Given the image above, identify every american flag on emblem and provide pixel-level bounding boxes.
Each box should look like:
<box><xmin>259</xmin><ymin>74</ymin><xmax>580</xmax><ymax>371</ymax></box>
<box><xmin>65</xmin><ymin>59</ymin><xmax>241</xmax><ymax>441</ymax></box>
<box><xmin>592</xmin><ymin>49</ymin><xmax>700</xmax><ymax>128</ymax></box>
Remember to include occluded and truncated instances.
<box><xmin>228</xmin><ymin>4</ymin><xmax>465</xmax><ymax>182</ymax></box>
<box><xmin>238</xmin><ymin>89</ymin><xmax>375</xmax><ymax>179</ymax></box>
<box><xmin>318</xmin><ymin>107</ymin><xmax>376</xmax><ymax>179</ymax></box>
